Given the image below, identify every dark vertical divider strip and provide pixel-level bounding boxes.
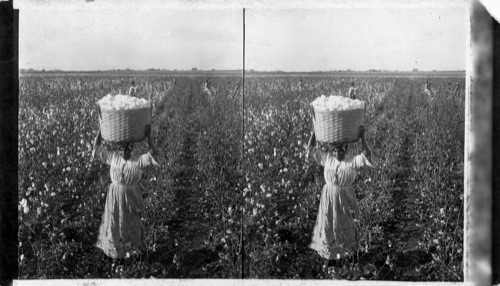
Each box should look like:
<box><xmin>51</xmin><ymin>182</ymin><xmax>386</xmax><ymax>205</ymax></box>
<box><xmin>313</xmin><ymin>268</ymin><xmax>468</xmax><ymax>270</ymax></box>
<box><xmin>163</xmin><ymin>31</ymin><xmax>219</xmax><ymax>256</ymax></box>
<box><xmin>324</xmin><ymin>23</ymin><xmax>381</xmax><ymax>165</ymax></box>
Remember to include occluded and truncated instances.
<box><xmin>0</xmin><ymin>2</ymin><xmax>19</xmax><ymax>285</ymax></box>
<box><xmin>471</xmin><ymin>1</ymin><xmax>492</xmax><ymax>285</ymax></box>
<box><xmin>492</xmin><ymin>14</ymin><xmax>500</xmax><ymax>286</ymax></box>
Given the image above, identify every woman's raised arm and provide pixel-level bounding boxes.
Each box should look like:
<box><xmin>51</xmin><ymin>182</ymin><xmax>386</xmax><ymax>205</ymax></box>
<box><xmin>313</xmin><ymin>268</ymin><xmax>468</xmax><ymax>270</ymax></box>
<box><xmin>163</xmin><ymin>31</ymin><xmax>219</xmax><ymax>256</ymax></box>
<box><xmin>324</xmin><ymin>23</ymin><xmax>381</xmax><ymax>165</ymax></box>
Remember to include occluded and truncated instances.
<box><xmin>305</xmin><ymin>131</ymin><xmax>327</xmax><ymax>166</ymax></box>
<box><xmin>91</xmin><ymin>131</ymin><xmax>102</xmax><ymax>160</ymax></box>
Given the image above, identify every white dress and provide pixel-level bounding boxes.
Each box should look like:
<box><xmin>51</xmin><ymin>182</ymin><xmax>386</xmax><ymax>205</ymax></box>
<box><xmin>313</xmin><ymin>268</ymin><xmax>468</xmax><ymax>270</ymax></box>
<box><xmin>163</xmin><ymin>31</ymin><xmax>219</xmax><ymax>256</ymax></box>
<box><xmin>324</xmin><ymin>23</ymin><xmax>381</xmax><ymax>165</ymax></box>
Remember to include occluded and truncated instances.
<box><xmin>93</xmin><ymin>146</ymin><xmax>158</xmax><ymax>258</ymax></box>
<box><xmin>306</xmin><ymin>146</ymin><xmax>373</xmax><ymax>260</ymax></box>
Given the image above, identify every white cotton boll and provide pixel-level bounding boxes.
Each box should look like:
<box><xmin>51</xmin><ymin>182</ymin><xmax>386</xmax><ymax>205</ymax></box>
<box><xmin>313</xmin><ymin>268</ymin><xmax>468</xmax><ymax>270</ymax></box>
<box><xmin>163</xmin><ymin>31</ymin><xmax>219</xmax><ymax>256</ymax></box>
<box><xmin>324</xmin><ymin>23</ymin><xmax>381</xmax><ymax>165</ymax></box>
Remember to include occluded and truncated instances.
<box><xmin>311</xmin><ymin>95</ymin><xmax>364</xmax><ymax>111</ymax></box>
<box><xmin>98</xmin><ymin>94</ymin><xmax>150</xmax><ymax>111</ymax></box>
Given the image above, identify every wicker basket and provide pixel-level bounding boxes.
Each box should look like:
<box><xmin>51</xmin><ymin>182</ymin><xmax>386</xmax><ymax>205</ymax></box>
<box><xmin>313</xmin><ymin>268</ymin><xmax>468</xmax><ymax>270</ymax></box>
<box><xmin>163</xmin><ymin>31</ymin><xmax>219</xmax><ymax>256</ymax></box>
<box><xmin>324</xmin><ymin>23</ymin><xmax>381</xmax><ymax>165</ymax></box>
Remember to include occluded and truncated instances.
<box><xmin>310</xmin><ymin>104</ymin><xmax>365</xmax><ymax>144</ymax></box>
<box><xmin>98</xmin><ymin>104</ymin><xmax>151</xmax><ymax>144</ymax></box>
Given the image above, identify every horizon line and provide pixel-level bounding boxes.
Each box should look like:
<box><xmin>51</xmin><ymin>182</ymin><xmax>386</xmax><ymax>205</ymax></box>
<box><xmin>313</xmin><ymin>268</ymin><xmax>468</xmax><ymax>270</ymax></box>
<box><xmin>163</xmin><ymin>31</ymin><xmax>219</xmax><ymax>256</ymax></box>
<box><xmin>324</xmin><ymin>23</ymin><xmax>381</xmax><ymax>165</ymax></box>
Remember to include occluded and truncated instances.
<box><xmin>19</xmin><ymin>68</ymin><xmax>466</xmax><ymax>73</ymax></box>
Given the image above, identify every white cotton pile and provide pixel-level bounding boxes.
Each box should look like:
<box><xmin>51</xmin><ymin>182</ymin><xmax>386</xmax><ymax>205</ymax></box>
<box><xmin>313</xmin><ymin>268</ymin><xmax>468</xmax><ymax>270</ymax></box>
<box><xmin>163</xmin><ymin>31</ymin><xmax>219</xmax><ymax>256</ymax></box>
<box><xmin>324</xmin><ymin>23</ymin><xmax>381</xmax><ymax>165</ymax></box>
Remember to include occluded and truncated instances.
<box><xmin>311</xmin><ymin>95</ymin><xmax>364</xmax><ymax>111</ymax></box>
<box><xmin>98</xmin><ymin>94</ymin><xmax>150</xmax><ymax>111</ymax></box>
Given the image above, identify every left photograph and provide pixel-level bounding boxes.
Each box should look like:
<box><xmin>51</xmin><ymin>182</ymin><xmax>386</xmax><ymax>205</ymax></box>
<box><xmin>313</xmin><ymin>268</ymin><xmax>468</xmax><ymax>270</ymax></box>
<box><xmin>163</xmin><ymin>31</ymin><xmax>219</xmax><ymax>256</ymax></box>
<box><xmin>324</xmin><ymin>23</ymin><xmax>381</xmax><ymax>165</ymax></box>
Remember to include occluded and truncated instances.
<box><xmin>18</xmin><ymin>8</ymin><xmax>243</xmax><ymax>278</ymax></box>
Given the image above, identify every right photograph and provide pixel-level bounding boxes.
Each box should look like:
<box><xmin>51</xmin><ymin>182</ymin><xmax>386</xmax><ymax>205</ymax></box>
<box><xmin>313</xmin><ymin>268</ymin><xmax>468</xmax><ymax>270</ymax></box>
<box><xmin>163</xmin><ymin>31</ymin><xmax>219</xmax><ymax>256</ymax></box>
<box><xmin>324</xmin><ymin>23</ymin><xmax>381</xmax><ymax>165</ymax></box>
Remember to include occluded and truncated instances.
<box><xmin>243</xmin><ymin>6</ymin><xmax>466</xmax><ymax>280</ymax></box>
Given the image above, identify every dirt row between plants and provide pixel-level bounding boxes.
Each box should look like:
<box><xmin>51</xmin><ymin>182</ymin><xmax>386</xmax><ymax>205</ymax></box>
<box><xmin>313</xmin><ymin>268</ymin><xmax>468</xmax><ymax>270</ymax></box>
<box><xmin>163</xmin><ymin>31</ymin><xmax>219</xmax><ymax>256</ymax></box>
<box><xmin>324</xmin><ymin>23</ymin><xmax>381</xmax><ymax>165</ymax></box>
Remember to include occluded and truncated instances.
<box><xmin>154</xmin><ymin>83</ymin><xmax>218</xmax><ymax>277</ymax></box>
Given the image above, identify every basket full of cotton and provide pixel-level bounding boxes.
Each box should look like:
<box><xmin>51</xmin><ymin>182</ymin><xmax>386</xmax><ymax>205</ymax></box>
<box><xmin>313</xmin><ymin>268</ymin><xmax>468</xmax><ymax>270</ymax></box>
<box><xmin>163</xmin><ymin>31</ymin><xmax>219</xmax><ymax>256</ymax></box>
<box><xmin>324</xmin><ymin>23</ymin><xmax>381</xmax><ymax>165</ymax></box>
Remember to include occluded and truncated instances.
<box><xmin>310</xmin><ymin>95</ymin><xmax>365</xmax><ymax>144</ymax></box>
<box><xmin>97</xmin><ymin>94</ymin><xmax>151</xmax><ymax>144</ymax></box>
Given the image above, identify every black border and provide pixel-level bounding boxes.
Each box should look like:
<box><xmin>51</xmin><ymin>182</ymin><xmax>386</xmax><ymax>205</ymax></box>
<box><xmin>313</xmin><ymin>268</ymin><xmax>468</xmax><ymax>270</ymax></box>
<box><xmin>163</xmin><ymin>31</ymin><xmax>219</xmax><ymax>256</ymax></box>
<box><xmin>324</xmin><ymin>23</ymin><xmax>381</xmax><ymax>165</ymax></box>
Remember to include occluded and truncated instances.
<box><xmin>0</xmin><ymin>1</ymin><xmax>19</xmax><ymax>286</ymax></box>
<box><xmin>492</xmin><ymin>7</ymin><xmax>500</xmax><ymax>286</ymax></box>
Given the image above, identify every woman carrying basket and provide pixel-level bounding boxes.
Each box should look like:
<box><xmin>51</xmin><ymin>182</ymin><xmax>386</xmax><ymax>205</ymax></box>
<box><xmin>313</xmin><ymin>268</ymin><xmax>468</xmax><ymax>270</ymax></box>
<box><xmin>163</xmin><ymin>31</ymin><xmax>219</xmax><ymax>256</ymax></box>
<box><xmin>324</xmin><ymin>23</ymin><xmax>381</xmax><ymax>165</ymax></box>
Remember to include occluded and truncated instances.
<box><xmin>305</xmin><ymin>125</ymin><xmax>373</xmax><ymax>269</ymax></box>
<box><xmin>91</xmin><ymin>125</ymin><xmax>158</xmax><ymax>261</ymax></box>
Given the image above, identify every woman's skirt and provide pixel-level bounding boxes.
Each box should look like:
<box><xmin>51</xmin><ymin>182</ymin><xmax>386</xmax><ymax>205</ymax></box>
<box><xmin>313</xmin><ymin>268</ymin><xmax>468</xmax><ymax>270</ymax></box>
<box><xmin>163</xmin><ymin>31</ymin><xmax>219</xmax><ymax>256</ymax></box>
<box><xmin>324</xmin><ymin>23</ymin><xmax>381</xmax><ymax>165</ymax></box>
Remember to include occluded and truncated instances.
<box><xmin>309</xmin><ymin>183</ymin><xmax>359</xmax><ymax>260</ymax></box>
<box><xmin>95</xmin><ymin>183</ymin><xmax>145</xmax><ymax>259</ymax></box>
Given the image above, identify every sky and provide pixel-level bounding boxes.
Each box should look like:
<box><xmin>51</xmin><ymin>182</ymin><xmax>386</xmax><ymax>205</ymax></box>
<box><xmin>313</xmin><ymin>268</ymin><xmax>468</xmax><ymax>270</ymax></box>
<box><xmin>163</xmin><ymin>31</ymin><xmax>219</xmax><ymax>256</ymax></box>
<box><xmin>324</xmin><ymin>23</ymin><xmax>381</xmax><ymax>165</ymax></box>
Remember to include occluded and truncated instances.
<box><xmin>20</xmin><ymin>9</ymin><xmax>243</xmax><ymax>71</ymax></box>
<box><xmin>246</xmin><ymin>7</ymin><xmax>467</xmax><ymax>72</ymax></box>
<box><xmin>19</xmin><ymin>2</ymin><xmax>467</xmax><ymax>72</ymax></box>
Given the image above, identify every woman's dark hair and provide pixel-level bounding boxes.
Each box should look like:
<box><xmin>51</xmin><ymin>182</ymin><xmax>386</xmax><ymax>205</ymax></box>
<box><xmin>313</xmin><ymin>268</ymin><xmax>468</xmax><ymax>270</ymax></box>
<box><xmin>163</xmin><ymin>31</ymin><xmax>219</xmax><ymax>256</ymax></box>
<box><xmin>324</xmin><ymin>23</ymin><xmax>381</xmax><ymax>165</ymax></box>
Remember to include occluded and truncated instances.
<box><xmin>318</xmin><ymin>141</ymin><xmax>348</xmax><ymax>154</ymax></box>
<box><xmin>109</xmin><ymin>142</ymin><xmax>134</xmax><ymax>151</ymax></box>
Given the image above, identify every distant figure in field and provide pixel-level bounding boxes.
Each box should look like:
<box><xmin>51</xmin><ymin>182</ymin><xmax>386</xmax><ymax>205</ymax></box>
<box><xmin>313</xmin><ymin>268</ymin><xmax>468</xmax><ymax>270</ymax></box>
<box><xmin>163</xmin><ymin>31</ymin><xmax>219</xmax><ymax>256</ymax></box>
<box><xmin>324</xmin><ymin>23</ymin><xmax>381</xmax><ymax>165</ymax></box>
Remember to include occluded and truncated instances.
<box><xmin>204</xmin><ymin>78</ymin><xmax>211</xmax><ymax>91</ymax></box>
<box><xmin>393</xmin><ymin>77</ymin><xmax>397</xmax><ymax>88</ymax></box>
<box><xmin>451</xmin><ymin>82</ymin><xmax>462</xmax><ymax>100</ymax></box>
<box><xmin>348</xmin><ymin>82</ymin><xmax>356</xmax><ymax>99</ymax></box>
<box><xmin>203</xmin><ymin>78</ymin><xmax>212</xmax><ymax>97</ymax></box>
<box><xmin>232</xmin><ymin>82</ymin><xmax>240</xmax><ymax>100</ymax></box>
<box><xmin>424</xmin><ymin>79</ymin><xmax>432</xmax><ymax>96</ymax></box>
<box><xmin>78</xmin><ymin>78</ymin><xmax>83</xmax><ymax>90</ymax></box>
<box><xmin>128</xmin><ymin>80</ymin><xmax>138</xmax><ymax>97</ymax></box>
